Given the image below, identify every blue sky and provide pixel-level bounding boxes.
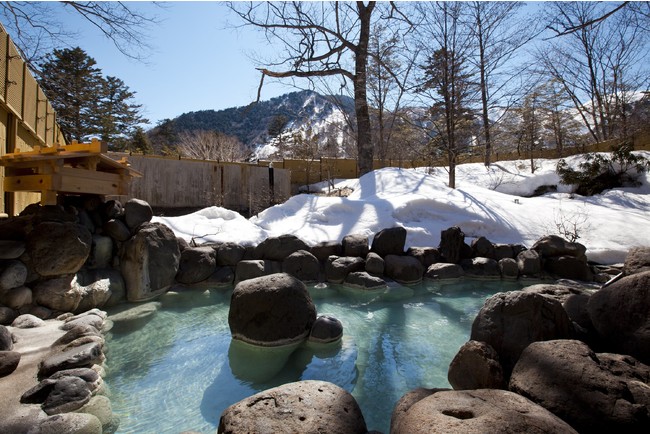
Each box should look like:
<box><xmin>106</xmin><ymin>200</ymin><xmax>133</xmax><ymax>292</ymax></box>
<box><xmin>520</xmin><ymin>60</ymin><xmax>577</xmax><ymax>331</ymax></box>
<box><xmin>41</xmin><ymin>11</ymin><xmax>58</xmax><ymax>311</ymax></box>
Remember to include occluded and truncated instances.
<box><xmin>59</xmin><ymin>1</ymin><xmax>293</xmax><ymax>126</ymax></box>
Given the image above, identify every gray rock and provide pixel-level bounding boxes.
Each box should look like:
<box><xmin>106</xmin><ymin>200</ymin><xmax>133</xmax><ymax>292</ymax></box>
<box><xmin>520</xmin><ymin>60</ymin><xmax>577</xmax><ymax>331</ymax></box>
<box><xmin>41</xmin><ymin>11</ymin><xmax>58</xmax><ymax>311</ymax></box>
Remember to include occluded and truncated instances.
<box><xmin>62</xmin><ymin>315</ymin><xmax>104</xmax><ymax>332</ymax></box>
<box><xmin>235</xmin><ymin>260</ymin><xmax>267</xmax><ymax>283</ymax></box>
<box><xmin>76</xmin><ymin>395</ymin><xmax>119</xmax><ymax>434</ymax></box>
<box><xmin>124</xmin><ymin>198</ymin><xmax>153</xmax><ymax>230</ymax></box>
<box><xmin>0</xmin><ymin>285</ymin><xmax>32</xmax><ymax>310</ymax></box>
<box><xmin>390</xmin><ymin>388</ymin><xmax>577</xmax><ymax>434</ymax></box>
<box><xmin>216</xmin><ymin>242</ymin><xmax>246</xmax><ymax>266</ymax></box>
<box><xmin>325</xmin><ymin>256</ymin><xmax>365</xmax><ymax>283</ymax></box>
<box><xmin>342</xmin><ymin>233</ymin><xmax>369</xmax><ymax>258</ymax></box>
<box><xmin>517</xmin><ymin>249</ymin><xmax>542</xmax><ymax>275</ymax></box>
<box><xmin>0</xmin><ymin>260</ymin><xmax>27</xmax><ymax>290</ymax></box>
<box><xmin>229</xmin><ymin>273</ymin><xmax>316</xmax><ymax>346</ymax></box>
<box><xmin>310</xmin><ymin>241</ymin><xmax>342</xmax><ymax>261</ymax></box>
<box><xmin>471</xmin><ymin>291</ymin><xmax>572</xmax><ymax>378</ymax></box>
<box><xmin>176</xmin><ymin>246</ymin><xmax>217</xmax><ymax>284</ymax></box>
<box><xmin>254</xmin><ymin>234</ymin><xmax>310</xmax><ymax>261</ymax></box>
<box><xmin>103</xmin><ymin>219</ymin><xmax>131</xmax><ymax>242</ymax></box>
<box><xmin>406</xmin><ymin>246</ymin><xmax>440</xmax><ymax>269</ymax></box>
<box><xmin>201</xmin><ymin>266</ymin><xmax>235</xmax><ymax>287</ymax></box>
<box><xmin>0</xmin><ymin>240</ymin><xmax>26</xmax><ymax>259</ymax></box>
<box><xmin>218</xmin><ymin>380</ymin><xmax>367</xmax><ymax>434</ymax></box>
<box><xmin>545</xmin><ymin>255</ymin><xmax>593</xmax><ymax>281</ymax></box>
<box><xmin>26</xmin><ymin>222</ymin><xmax>92</xmax><ymax>277</ymax></box>
<box><xmin>86</xmin><ymin>235</ymin><xmax>113</xmax><ymax>269</ymax></box>
<box><xmin>282</xmin><ymin>250</ymin><xmax>320</xmax><ymax>282</ymax></box>
<box><xmin>12</xmin><ymin>314</ymin><xmax>45</xmax><ymax>328</ymax></box>
<box><xmin>385</xmin><ymin>255</ymin><xmax>424</xmax><ymax>284</ymax></box>
<box><xmin>38</xmin><ymin>342</ymin><xmax>104</xmax><ymax>379</ymax></box>
<box><xmin>107</xmin><ymin>302</ymin><xmax>161</xmax><ymax>333</ymax></box>
<box><xmin>309</xmin><ymin>315</ymin><xmax>343</xmax><ymax>343</ymax></box>
<box><xmin>120</xmin><ymin>222</ymin><xmax>180</xmax><ymax>301</ymax></box>
<box><xmin>0</xmin><ymin>306</ymin><xmax>18</xmax><ymax>325</ymax></box>
<box><xmin>42</xmin><ymin>376</ymin><xmax>93</xmax><ymax>415</ymax></box>
<box><xmin>76</xmin><ymin>268</ymin><xmax>124</xmax><ymax>311</ymax></box>
<box><xmin>448</xmin><ymin>340</ymin><xmax>504</xmax><ymax>390</ymax></box>
<box><xmin>365</xmin><ymin>252</ymin><xmax>385</xmax><ymax>275</ymax></box>
<box><xmin>28</xmin><ymin>412</ymin><xmax>103</xmax><ymax>434</ymax></box>
<box><xmin>425</xmin><ymin>263</ymin><xmax>464</xmax><ymax>280</ymax></box>
<box><xmin>499</xmin><ymin>258</ymin><xmax>519</xmax><ymax>279</ymax></box>
<box><xmin>532</xmin><ymin>234</ymin><xmax>586</xmax><ymax>259</ymax></box>
<box><xmin>522</xmin><ymin>284</ymin><xmax>593</xmax><ymax>332</ymax></box>
<box><xmin>471</xmin><ymin>236</ymin><xmax>495</xmax><ymax>259</ymax></box>
<box><xmin>0</xmin><ymin>324</ymin><xmax>13</xmax><ymax>350</ymax></box>
<box><xmin>494</xmin><ymin>244</ymin><xmax>515</xmax><ymax>260</ymax></box>
<box><xmin>510</xmin><ymin>339</ymin><xmax>650</xmax><ymax>433</ymax></box>
<box><xmin>344</xmin><ymin>271</ymin><xmax>386</xmax><ymax>290</ymax></box>
<box><xmin>53</xmin><ymin>325</ymin><xmax>102</xmax><ymax>348</ymax></box>
<box><xmin>439</xmin><ymin>226</ymin><xmax>466</xmax><ymax>263</ymax></box>
<box><xmin>33</xmin><ymin>275</ymin><xmax>83</xmax><ymax>313</ymax></box>
<box><xmin>624</xmin><ymin>246</ymin><xmax>650</xmax><ymax>275</ymax></box>
<box><xmin>587</xmin><ymin>270</ymin><xmax>650</xmax><ymax>364</ymax></box>
<box><xmin>460</xmin><ymin>257</ymin><xmax>500</xmax><ymax>278</ymax></box>
<box><xmin>371</xmin><ymin>227</ymin><xmax>406</xmax><ymax>257</ymax></box>
<box><xmin>0</xmin><ymin>350</ymin><xmax>20</xmax><ymax>377</ymax></box>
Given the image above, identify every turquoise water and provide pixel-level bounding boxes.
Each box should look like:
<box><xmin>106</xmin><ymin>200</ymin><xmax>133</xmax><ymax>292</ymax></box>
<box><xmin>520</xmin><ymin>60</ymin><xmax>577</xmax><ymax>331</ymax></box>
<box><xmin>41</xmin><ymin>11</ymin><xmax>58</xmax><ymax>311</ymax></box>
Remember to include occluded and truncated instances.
<box><xmin>104</xmin><ymin>279</ymin><xmax>524</xmax><ymax>433</ymax></box>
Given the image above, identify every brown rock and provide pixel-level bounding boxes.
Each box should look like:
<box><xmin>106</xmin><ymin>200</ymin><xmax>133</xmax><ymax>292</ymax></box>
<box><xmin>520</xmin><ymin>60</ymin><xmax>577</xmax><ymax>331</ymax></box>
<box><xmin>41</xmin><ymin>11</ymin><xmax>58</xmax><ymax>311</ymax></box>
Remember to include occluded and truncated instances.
<box><xmin>218</xmin><ymin>380</ymin><xmax>367</xmax><ymax>434</ymax></box>
<box><xmin>390</xmin><ymin>388</ymin><xmax>577</xmax><ymax>434</ymax></box>
<box><xmin>509</xmin><ymin>339</ymin><xmax>650</xmax><ymax>433</ymax></box>
<box><xmin>448</xmin><ymin>340</ymin><xmax>504</xmax><ymax>390</ymax></box>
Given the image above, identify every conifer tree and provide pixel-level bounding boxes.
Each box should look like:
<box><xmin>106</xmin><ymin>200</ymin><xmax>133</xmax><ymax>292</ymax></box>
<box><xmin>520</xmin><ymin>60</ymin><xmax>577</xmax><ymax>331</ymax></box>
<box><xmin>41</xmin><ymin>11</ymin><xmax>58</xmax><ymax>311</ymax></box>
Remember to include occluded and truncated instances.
<box><xmin>38</xmin><ymin>47</ymin><xmax>103</xmax><ymax>142</ymax></box>
<box><xmin>95</xmin><ymin>76</ymin><xmax>148</xmax><ymax>150</ymax></box>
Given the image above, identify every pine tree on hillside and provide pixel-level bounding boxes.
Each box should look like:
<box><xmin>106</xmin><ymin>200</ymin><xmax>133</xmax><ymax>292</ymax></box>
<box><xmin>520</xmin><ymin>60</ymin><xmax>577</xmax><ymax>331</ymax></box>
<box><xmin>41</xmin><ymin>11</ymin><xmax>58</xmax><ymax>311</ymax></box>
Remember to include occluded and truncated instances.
<box><xmin>38</xmin><ymin>47</ymin><xmax>103</xmax><ymax>142</ymax></box>
<box><xmin>129</xmin><ymin>126</ymin><xmax>153</xmax><ymax>154</ymax></box>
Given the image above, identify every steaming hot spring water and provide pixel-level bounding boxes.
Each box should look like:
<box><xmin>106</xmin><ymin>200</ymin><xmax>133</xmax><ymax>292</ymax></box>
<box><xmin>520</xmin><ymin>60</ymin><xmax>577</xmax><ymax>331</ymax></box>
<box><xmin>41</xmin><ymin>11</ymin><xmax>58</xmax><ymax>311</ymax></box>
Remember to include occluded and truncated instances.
<box><xmin>104</xmin><ymin>279</ymin><xmax>526</xmax><ymax>433</ymax></box>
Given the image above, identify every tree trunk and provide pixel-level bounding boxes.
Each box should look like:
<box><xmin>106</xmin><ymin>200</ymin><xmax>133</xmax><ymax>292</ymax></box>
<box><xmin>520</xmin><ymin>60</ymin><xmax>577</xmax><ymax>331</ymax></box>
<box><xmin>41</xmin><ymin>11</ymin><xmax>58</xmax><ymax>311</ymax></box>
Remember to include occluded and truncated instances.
<box><xmin>354</xmin><ymin>2</ymin><xmax>375</xmax><ymax>176</ymax></box>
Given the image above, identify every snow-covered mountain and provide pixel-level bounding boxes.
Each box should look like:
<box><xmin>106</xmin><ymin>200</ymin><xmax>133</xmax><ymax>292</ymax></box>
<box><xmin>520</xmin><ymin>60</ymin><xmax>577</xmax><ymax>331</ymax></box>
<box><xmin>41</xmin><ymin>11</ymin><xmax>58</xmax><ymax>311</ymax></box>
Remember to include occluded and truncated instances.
<box><xmin>152</xmin><ymin>90</ymin><xmax>355</xmax><ymax>159</ymax></box>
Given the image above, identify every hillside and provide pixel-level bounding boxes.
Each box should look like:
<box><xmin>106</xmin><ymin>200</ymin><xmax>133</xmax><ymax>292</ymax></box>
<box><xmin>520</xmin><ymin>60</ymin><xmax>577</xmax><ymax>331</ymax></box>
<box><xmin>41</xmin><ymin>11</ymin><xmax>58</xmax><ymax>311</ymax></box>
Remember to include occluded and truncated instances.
<box><xmin>149</xmin><ymin>90</ymin><xmax>355</xmax><ymax>156</ymax></box>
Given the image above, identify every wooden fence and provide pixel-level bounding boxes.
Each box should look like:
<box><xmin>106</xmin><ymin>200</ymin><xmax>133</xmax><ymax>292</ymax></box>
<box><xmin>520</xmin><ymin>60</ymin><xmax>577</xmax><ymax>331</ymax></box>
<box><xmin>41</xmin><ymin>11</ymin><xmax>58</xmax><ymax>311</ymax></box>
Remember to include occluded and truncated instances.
<box><xmin>109</xmin><ymin>153</ymin><xmax>291</xmax><ymax>215</ymax></box>
<box><xmin>0</xmin><ymin>24</ymin><xmax>67</xmax><ymax>215</ymax></box>
<box><xmin>268</xmin><ymin>131</ymin><xmax>650</xmax><ymax>187</ymax></box>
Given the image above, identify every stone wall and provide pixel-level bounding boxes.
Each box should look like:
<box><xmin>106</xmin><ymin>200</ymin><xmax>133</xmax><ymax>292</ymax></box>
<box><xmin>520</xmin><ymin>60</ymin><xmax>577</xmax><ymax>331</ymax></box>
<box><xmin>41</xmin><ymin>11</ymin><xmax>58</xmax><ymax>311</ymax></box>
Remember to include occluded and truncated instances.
<box><xmin>0</xmin><ymin>196</ymin><xmax>619</xmax><ymax>324</ymax></box>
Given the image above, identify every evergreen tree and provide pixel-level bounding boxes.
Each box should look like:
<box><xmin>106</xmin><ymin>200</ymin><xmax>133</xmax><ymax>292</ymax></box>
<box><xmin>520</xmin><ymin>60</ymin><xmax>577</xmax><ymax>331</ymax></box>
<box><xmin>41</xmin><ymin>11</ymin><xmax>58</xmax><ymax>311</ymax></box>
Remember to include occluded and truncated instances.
<box><xmin>95</xmin><ymin>76</ymin><xmax>148</xmax><ymax>150</ymax></box>
<box><xmin>38</xmin><ymin>47</ymin><xmax>103</xmax><ymax>142</ymax></box>
<box><xmin>128</xmin><ymin>126</ymin><xmax>153</xmax><ymax>154</ymax></box>
<box><xmin>38</xmin><ymin>47</ymin><xmax>147</xmax><ymax>146</ymax></box>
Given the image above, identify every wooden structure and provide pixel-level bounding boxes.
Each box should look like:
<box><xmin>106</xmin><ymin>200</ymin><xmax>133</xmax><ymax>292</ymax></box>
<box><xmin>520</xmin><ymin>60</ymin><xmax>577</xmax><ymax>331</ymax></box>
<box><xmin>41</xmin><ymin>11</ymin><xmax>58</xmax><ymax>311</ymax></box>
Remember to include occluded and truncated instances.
<box><xmin>1</xmin><ymin>138</ymin><xmax>141</xmax><ymax>205</ymax></box>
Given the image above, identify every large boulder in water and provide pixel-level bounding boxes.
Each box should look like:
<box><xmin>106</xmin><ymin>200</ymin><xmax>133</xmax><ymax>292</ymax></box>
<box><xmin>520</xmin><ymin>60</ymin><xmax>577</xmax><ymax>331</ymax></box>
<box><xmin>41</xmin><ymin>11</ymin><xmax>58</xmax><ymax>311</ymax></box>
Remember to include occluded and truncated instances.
<box><xmin>390</xmin><ymin>388</ymin><xmax>577</xmax><ymax>434</ymax></box>
<box><xmin>120</xmin><ymin>222</ymin><xmax>180</xmax><ymax>301</ymax></box>
<box><xmin>218</xmin><ymin>380</ymin><xmax>368</xmax><ymax>434</ymax></box>
<box><xmin>587</xmin><ymin>270</ymin><xmax>650</xmax><ymax>364</ymax></box>
<box><xmin>509</xmin><ymin>339</ymin><xmax>650</xmax><ymax>433</ymax></box>
<box><xmin>470</xmin><ymin>291</ymin><xmax>572</xmax><ymax>378</ymax></box>
<box><xmin>447</xmin><ymin>340</ymin><xmax>505</xmax><ymax>390</ymax></box>
<box><xmin>228</xmin><ymin>273</ymin><xmax>316</xmax><ymax>346</ymax></box>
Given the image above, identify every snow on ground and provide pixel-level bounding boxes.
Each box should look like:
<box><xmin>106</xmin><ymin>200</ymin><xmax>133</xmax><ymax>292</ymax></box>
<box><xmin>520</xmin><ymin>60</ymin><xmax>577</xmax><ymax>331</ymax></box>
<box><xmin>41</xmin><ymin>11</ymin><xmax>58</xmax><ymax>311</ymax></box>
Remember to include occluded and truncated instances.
<box><xmin>153</xmin><ymin>152</ymin><xmax>650</xmax><ymax>265</ymax></box>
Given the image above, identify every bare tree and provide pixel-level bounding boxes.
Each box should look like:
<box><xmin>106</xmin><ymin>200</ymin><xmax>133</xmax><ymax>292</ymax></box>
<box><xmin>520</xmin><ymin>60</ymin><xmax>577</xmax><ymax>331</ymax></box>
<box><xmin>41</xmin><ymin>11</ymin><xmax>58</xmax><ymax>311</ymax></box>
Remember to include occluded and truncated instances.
<box><xmin>465</xmin><ymin>1</ymin><xmax>536</xmax><ymax>166</ymax></box>
<box><xmin>415</xmin><ymin>1</ymin><xmax>476</xmax><ymax>189</ymax></box>
<box><xmin>177</xmin><ymin>130</ymin><xmax>247</xmax><ymax>162</ymax></box>
<box><xmin>539</xmin><ymin>2</ymin><xmax>649</xmax><ymax>143</ymax></box>
<box><xmin>227</xmin><ymin>1</ymin><xmax>412</xmax><ymax>176</ymax></box>
<box><xmin>367</xmin><ymin>20</ymin><xmax>415</xmax><ymax>164</ymax></box>
<box><xmin>0</xmin><ymin>1</ymin><xmax>158</xmax><ymax>65</ymax></box>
